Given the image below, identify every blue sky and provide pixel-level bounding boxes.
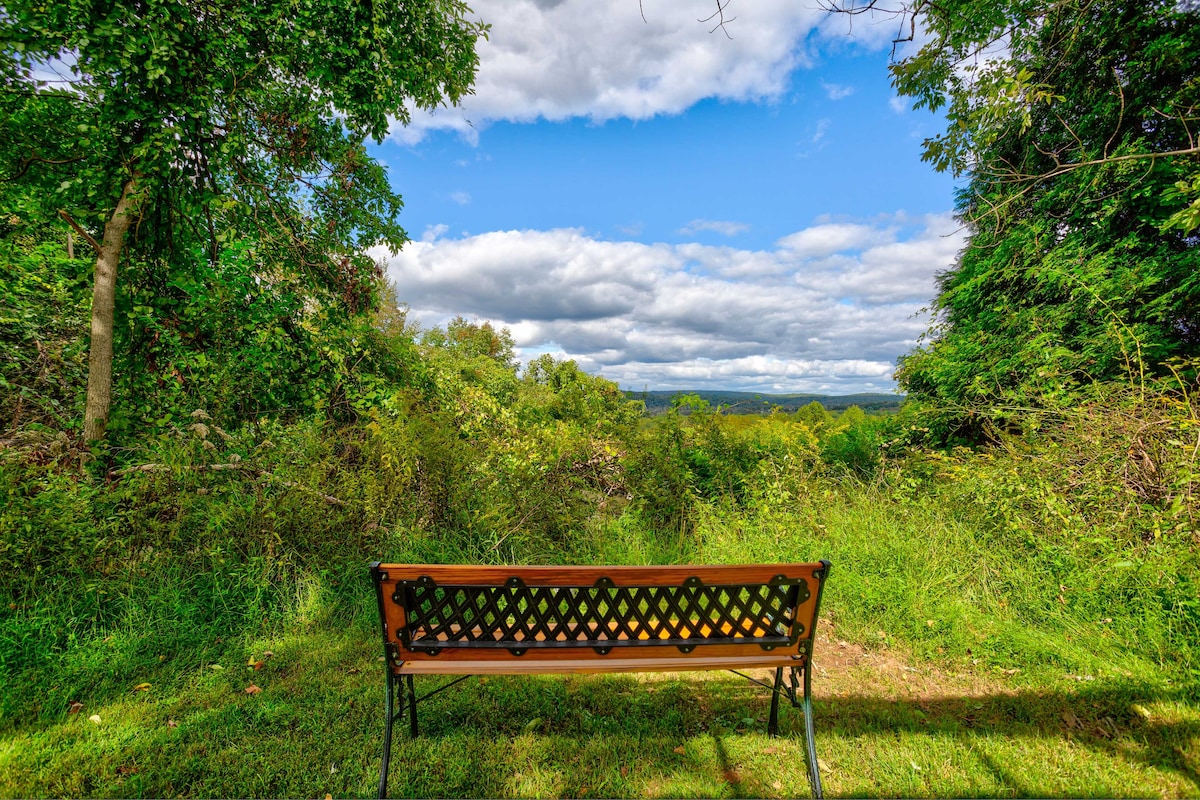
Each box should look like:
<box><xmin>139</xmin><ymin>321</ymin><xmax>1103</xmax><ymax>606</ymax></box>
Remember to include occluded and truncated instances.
<box><xmin>368</xmin><ymin>0</ymin><xmax>962</xmax><ymax>394</ymax></box>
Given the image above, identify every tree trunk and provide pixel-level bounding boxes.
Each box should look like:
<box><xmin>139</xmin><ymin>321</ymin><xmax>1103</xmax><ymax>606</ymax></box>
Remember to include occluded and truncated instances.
<box><xmin>83</xmin><ymin>175</ymin><xmax>142</xmax><ymax>442</ymax></box>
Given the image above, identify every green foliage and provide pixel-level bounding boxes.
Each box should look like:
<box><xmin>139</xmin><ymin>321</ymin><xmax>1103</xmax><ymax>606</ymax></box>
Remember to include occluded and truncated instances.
<box><xmin>819</xmin><ymin>406</ymin><xmax>886</xmax><ymax>476</ymax></box>
<box><xmin>0</xmin><ymin>0</ymin><xmax>487</xmax><ymax>436</ymax></box>
<box><xmin>0</xmin><ymin>221</ymin><xmax>90</xmax><ymax>431</ymax></box>
<box><xmin>794</xmin><ymin>400</ymin><xmax>833</xmax><ymax>434</ymax></box>
<box><xmin>520</xmin><ymin>354</ymin><xmax>643</xmax><ymax>434</ymax></box>
<box><xmin>0</xmin><ymin>226</ymin><xmax>428</xmax><ymax>437</ymax></box>
<box><xmin>624</xmin><ymin>402</ymin><xmax>822</xmax><ymax>535</ymax></box>
<box><xmin>5</xmin><ymin>2</ymin><xmax>1200</xmax><ymax>776</ymax></box>
<box><xmin>888</xmin><ymin>0</ymin><xmax>1200</xmax><ymax>424</ymax></box>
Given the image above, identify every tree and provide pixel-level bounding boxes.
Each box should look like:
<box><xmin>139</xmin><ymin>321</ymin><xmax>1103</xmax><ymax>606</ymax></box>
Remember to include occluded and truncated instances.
<box><xmin>521</xmin><ymin>353</ymin><xmax>642</xmax><ymax>432</ymax></box>
<box><xmin>795</xmin><ymin>400</ymin><xmax>832</xmax><ymax>435</ymax></box>
<box><xmin>1</xmin><ymin>0</ymin><xmax>487</xmax><ymax>440</ymax></box>
<box><xmin>821</xmin><ymin>0</ymin><xmax>1200</xmax><ymax>428</ymax></box>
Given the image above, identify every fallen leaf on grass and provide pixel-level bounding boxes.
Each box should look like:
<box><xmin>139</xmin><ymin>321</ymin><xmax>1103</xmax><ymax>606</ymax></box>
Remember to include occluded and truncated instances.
<box><xmin>244</xmin><ymin>684</ymin><xmax>262</xmax><ymax>695</ymax></box>
<box><xmin>1062</xmin><ymin>710</ymin><xmax>1078</xmax><ymax>728</ymax></box>
<box><xmin>346</xmin><ymin>668</ymin><xmax>360</xmax><ymax>675</ymax></box>
<box><xmin>166</xmin><ymin>719</ymin><xmax>178</xmax><ymax>728</ymax></box>
<box><xmin>263</xmin><ymin>651</ymin><xmax>274</xmax><ymax>659</ymax></box>
<box><xmin>672</xmin><ymin>746</ymin><xmax>686</xmax><ymax>755</ymax></box>
<box><xmin>724</xmin><ymin>770</ymin><xmax>741</xmax><ymax>783</ymax></box>
<box><xmin>772</xmin><ymin>780</ymin><xmax>783</xmax><ymax>791</ymax></box>
<box><xmin>133</xmin><ymin>683</ymin><xmax>151</xmax><ymax>692</ymax></box>
<box><xmin>116</xmin><ymin>764</ymin><xmax>138</xmax><ymax>776</ymax></box>
<box><xmin>763</xmin><ymin>746</ymin><xmax>780</xmax><ymax>755</ymax></box>
<box><xmin>209</xmin><ymin>664</ymin><xmax>224</xmax><ymax>671</ymax></box>
<box><xmin>1130</xmin><ymin>703</ymin><xmax>1152</xmax><ymax>720</ymax></box>
<box><xmin>620</xmin><ymin>766</ymin><xmax>629</xmax><ymax>777</ymax></box>
<box><xmin>67</xmin><ymin>702</ymin><xmax>84</xmax><ymax>714</ymax></box>
<box><xmin>88</xmin><ymin>714</ymin><xmax>102</xmax><ymax>724</ymax></box>
<box><xmin>521</xmin><ymin>718</ymin><xmax>542</xmax><ymax>733</ymax></box>
<box><xmin>248</xmin><ymin>660</ymin><xmax>265</xmax><ymax>671</ymax></box>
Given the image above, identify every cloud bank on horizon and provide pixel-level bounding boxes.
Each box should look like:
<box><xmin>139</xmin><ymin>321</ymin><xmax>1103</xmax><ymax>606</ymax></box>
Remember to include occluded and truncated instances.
<box><xmin>378</xmin><ymin>0</ymin><xmax>957</xmax><ymax>394</ymax></box>
<box><xmin>379</xmin><ymin>214</ymin><xmax>964</xmax><ymax>394</ymax></box>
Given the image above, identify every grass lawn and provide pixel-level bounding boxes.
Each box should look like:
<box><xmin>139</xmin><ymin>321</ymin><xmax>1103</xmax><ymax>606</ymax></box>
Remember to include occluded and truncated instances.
<box><xmin>3</xmin><ymin>484</ymin><xmax>1197</xmax><ymax>798</ymax></box>
<box><xmin>3</xmin><ymin>598</ymin><xmax>1197</xmax><ymax>798</ymax></box>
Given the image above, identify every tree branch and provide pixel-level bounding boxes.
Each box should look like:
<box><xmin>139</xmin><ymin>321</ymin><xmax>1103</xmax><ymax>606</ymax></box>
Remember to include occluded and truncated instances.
<box><xmin>699</xmin><ymin>0</ymin><xmax>736</xmax><ymax>38</ymax></box>
<box><xmin>58</xmin><ymin>209</ymin><xmax>101</xmax><ymax>253</ymax></box>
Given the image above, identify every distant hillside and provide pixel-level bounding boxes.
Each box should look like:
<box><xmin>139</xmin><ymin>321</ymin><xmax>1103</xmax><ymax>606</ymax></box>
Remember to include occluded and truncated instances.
<box><xmin>625</xmin><ymin>390</ymin><xmax>904</xmax><ymax>415</ymax></box>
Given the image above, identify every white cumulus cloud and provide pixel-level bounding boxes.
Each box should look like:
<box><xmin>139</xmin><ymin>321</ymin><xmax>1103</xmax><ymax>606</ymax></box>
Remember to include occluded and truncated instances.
<box><xmin>377</xmin><ymin>213</ymin><xmax>965</xmax><ymax>393</ymax></box>
<box><xmin>389</xmin><ymin>0</ymin><xmax>831</xmax><ymax>144</ymax></box>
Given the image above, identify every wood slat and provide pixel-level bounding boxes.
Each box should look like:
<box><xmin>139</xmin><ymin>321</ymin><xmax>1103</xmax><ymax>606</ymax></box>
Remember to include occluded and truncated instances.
<box><xmin>395</xmin><ymin>653</ymin><xmax>805</xmax><ymax>675</ymax></box>
<box><xmin>388</xmin><ymin>640</ymin><xmax>798</xmax><ymax>663</ymax></box>
<box><xmin>375</xmin><ymin>563</ymin><xmax>820</xmax><ymax>587</ymax></box>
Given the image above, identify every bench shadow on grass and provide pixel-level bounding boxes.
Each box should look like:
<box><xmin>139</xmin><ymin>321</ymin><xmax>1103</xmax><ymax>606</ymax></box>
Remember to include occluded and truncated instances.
<box><xmin>405</xmin><ymin>672</ymin><xmax>1199</xmax><ymax>798</ymax></box>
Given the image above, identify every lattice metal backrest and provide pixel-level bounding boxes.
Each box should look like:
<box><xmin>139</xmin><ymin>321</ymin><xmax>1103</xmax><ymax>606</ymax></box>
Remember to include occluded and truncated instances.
<box><xmin>380</xmin><ymin>567</ymin><xmax>820</xmax><ymax>656</ymax></box>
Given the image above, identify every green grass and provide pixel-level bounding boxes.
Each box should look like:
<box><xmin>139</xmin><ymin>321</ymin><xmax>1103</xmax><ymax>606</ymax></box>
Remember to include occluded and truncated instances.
<box><xmin>2</xmin><ymin>614</ymin><xmax>1197</xmax><ymax>798</ymax></box>
<box><xmin>2</xmin><ymin>470</ymin><xmax>1198</xmax><ymax>797</ymax></box>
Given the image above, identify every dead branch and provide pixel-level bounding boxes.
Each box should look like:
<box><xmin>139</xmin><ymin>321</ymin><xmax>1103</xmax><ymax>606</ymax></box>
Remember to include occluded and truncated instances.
<box><xmin>699</xmin><ymin>0</ymin><xmax>736</xmax><ymax>38</ymax></box>
<box><xmin>58</xmin><ymin>210</ymin><xmax>101</xmax><ymax>253</ymax></box>
<box><xmin>108</xmin><ymin>461</ymin><xmax>346</xmax><ymax>506</ymax></box>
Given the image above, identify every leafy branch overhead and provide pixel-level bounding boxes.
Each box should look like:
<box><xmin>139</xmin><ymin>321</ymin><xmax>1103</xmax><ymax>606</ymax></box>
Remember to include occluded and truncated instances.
<box><xmin>822</xmin><ymin>0</ymin><xmax>1200</xmax><ymax>228</ymax></box>
<box><xmin>808</xmin><ymin>0</ymin><xmax>1200</xmax><ymax>428</ymax></box>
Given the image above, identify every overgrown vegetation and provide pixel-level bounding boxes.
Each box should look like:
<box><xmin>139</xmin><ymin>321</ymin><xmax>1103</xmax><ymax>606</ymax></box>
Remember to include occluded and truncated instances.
<box><xmin>3</xmin><ymin>0</ymin><xmax>1200</xmax><ymax>796</ymax></box>
<box><xmin>880</xmin><ymin>0</ymin><xmax>1200</xmax><ymax>437</ymax></box>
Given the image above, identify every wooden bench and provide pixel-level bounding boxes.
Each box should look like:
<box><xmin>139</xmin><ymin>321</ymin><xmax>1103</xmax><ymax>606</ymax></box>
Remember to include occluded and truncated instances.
<box><xmin>369</xmin><ymin>561</ymin><xmax>831</xmax><ymax>798</ymax></box>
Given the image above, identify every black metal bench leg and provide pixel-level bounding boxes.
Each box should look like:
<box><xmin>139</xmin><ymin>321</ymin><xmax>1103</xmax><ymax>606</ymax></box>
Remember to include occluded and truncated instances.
<box><xmin>767</xmin><ymin>666</ymin><xmax>783</xmax><ymax>737</ymax></box>
<box><xmin>801</xmin><ymin>664</ymin><xmax>824</xmax><ymax>799</ymax></box>
<box><xmin>379</xmin><ymin>671</ymin><xmax>396</xmax><ymax>799</ymax></box>
<box><xmin>406</xmin><ymin>674</ymin><xmax>418</xmax><ymax>737</ymax></box>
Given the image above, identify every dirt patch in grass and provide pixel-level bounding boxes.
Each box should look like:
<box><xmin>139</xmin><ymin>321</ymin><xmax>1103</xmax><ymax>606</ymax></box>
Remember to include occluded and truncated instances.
<box><xmin>816</xmin><ymin>637</ymin><xmax>1011</xmax><ymax>702</ymax></box>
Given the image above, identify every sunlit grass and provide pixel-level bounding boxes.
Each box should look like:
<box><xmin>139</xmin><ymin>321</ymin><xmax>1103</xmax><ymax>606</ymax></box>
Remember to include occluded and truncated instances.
<box><xmin>2</xmin><ymin>608</ymin><xmax>1197</xmax><ymax>798</ymax></box>
<box><xmin>3</xmin><ymin>430</ymin><xmax>1198</xmax><ymax>798</ymax></box>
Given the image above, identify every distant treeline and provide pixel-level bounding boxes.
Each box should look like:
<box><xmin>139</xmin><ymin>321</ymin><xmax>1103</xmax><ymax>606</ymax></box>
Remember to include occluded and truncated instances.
<box><xmin>625</xmin><ymin>390</ymin><xmax>904</xmax><ymax>416</ymax></box>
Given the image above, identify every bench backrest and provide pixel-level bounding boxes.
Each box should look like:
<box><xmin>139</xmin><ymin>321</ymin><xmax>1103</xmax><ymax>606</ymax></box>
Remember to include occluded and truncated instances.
<box><xmin>370</xmin><ymin>563</ymin><xmax>830</xmax><ymax>670</ymax></box>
